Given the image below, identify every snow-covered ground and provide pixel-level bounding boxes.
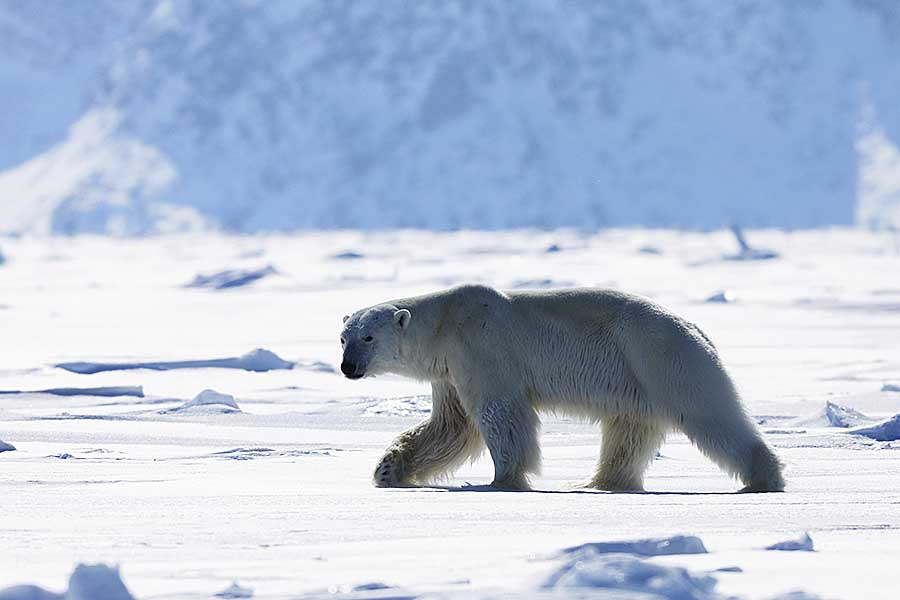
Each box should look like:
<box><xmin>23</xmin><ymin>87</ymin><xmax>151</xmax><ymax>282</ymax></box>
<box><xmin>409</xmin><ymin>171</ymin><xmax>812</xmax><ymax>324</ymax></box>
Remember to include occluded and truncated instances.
<box><xmin>1</xmin><ymin>228</ymin><xmax>899</xmax><ymax>599</ymax></box>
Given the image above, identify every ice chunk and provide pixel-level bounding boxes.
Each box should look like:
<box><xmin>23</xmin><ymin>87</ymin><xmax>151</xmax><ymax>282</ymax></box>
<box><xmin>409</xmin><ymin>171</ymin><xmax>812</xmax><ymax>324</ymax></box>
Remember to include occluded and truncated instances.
<box><xmin>724</xmin><ymin>225</ymin><xmax>779</xmax><ymax>261</ymax></box>
<box><xmin>791</xmin><ymin>402</ymin><xmax>872</xmax><ymax>428</ymax></box>
<box><xmin>544</xmin><ymin>552</ymin><xmax>722</xmax><ymax>599</ymax></box>
<box><xmin>215</xmin><ymin>582</ymin><xmax>253</xmax><ymax>598</ymax></box>
<box><xmin>705</xmin><ymin>290</ymin><xmax>736</xmax><ymax>303</ymax></box>
<box><xmin>882</xmin><ymin>383</ymin><xmax>900</xmax><ymax>392</ymax></box>
<box><xmin>185</xmin><ymin>265</ymin><xmax>276</xmax><ymax>289</ymax></box>
<box><xmin>0</xmin><ymin>440</ymin><xmax>15</xmax><ymax>453</ymax></box>
<box><xmin>560</xmin><ymin>535</ymin><xmax>708</xmax><ymax>558</ymax></box>
<box><xmin>851</xmin><ymin>414</ymin><xmax>900</xmax><ymax>441</ymax></box>
<box><xmin>0</xmin><ymin>564</ymin><xmax>135</xmax><ymax>600</ymax></box>
<box><xmin>765</xmin><ymin>533</ymin><xmax>814</xmax><ymax>552</ymax></box>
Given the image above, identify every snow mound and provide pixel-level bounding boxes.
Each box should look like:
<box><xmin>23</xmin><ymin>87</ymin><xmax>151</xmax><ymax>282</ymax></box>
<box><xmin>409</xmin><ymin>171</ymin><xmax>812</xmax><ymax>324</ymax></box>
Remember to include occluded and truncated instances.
<box><xmin>765</xmin><ymin>533</ymin><xmax>815</xmax><ymax>552</ymax></box>
<box><xmin>851</xmin><ymin>414</ymin><xmax>900</xmax><ymax>441</ymax></box>
<box><xmin>165</xmin><ymin>390</ymin><xmax>241</xmax><ymax>414</ymax></box>
<box><xmin>705</xmin><ymin>291</ymin><xmax>736</xmax><ymax>304</ymax></box>
<box><xmin>185</xmin><ymin>265</ymin><xmax>277</xmax><ymax>290</ymax></box>
<box><xmin>882</xmin><ymin>383</ymin><xmax>900</xmax><ymax>392</ymax></box>
<box><xmin>791</xmin><ymin>402</ymin><xmax>873</xmax><ymax>428</ymax></box>
<box><xmin>215</xmin><ymin>582</ymin><xmax>253</xmax><ymax>598</ymax></box>
<box><xmin>364</xmin><ymin>396</ymin><xmax>432</xmax><ymax>418</ymax></box>
<box><xmin>0</xmin><ymin>563</ymin><xmax>135</xmax><ymax>600</ymax></box>
<box><xmin>232</xmin><ymin>349</ymin><xmax>295</xmax><ymax>372</ymax></box>
<box><xmin>543</xmin><ymin>552</ymin><xmax>723</xmax><ymax>599</ymax></box>
<box><xmin>56</xmin><ymin>348</ymin><xmax>294</xmax><ymax>374</ymax></box>
<box><xmin>0</xmin><ymin>440</ymin><xmax>15</xmax><ymax>453</ymax></box>
<box><xmin>560</xmin><ymin>535</ymin><xmax>708</xmax><ymax>558</ymax></box>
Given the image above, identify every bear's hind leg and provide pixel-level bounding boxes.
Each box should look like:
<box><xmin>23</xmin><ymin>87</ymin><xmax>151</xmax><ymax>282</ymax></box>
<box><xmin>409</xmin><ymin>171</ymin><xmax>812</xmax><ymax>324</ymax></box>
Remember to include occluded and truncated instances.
<box><xmin>588</xmin><ymin>416</ymin><xmax>666</xmax><ymax>491</ymax></box>
<box><xmin>373</xmin><ymin>382</ymin><xmax>482</xmax><ymax>487</ymax></box>
<box><xmin>677</xmin><ymin>407</ymin><xmax>785</xmax><ymax>493</ymax></box>
<box><xmin>476</xmin><ymin>397</ymin><xmax>541</xmax><ymax>491</ymax></box>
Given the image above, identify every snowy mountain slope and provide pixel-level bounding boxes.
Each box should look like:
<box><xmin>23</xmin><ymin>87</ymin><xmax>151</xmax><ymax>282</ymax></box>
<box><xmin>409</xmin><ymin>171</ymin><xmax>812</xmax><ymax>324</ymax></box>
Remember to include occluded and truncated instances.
<box><xmin>0</xmin><ymin>0</ymin><xmax>152</xmax><ymax>169</ymax></box>
<box><xmin>2</xmin><ymin>0</ymin><xmax>900</xmax><ymax>232</ymax></box>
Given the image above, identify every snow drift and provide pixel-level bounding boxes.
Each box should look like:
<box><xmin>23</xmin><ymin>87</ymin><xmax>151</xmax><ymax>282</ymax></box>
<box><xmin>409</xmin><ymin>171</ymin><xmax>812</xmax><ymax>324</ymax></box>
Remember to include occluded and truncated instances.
<box><xmin>0</xmin><ymin>386</ymin><xmax>144</xmax><ymax>398</ymax></box>
<box><xmin>55</xmin><ymin>348</ymin><xmax>294</xmax><ymax>374</ymax></box>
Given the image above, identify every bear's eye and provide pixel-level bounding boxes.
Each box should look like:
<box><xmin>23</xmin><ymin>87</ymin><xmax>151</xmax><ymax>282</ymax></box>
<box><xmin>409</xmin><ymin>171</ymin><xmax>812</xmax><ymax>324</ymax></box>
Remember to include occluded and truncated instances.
<box><xmin>340</xmin><ymin>337</ymin><xmax>345</xmax><ymax>345</ymax></box>
<box><xmin>363</xmin><ymin>336</ymin><xmax>374</xmax><ymax>343</ymax></box>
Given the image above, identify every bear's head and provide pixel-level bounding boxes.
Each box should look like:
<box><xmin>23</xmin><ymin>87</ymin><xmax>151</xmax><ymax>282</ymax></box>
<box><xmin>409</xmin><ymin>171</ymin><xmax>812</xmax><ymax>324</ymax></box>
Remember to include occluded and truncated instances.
<box><xmin>339</xmin><ymin>304</ymin><xmax>411</xmax><ymax>379</ymax></box>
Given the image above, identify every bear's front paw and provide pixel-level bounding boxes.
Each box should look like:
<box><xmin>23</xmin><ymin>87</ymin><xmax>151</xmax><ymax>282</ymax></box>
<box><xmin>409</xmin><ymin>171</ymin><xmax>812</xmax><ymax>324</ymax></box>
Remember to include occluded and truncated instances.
<box><xmin>373</xmin><ymin>447</ymin><xmax>408</xmax><ymax>488</ymax></box>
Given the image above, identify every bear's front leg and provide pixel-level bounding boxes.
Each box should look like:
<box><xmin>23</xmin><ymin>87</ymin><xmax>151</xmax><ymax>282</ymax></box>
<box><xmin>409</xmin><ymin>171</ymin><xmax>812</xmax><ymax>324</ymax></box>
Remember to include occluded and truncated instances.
<box><xmin>372</xmin><ymin>382</ymin><xmax>483</xmax><ymax>487</ymax></box>
<box><xmin>476</xmin><ymin>398</ymin><xmax>541</xmax><ymax>491</ymax></box>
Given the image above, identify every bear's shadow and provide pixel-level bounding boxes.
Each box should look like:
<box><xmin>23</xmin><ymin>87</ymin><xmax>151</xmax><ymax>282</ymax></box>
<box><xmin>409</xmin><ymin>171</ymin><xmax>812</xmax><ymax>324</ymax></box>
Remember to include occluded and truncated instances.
<box><xmin>420</xmin><ymin>484</ymin><xmax>736</xmax><ymax>495</ymax></box>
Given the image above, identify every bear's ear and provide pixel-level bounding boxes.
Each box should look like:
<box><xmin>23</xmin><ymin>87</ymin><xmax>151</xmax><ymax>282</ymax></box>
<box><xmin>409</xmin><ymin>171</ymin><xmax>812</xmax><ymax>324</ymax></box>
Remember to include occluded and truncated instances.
<box><xmin>342</xmin><ymin>315</ymin><xmax>350</xmax><ymax>323</ymax></box>
<box><xmin>393</xmin><ymin>309</ymin><xmax>411</xmax><ymax>329</ymax></box>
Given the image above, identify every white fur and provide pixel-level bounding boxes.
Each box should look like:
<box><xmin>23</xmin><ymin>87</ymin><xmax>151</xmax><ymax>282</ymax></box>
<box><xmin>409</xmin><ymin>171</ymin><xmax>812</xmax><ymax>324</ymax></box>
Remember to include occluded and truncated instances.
<box><xmin>341</xmin><ymin>284</ymin><xmax>785</xmax><ymax>492</ymax></box>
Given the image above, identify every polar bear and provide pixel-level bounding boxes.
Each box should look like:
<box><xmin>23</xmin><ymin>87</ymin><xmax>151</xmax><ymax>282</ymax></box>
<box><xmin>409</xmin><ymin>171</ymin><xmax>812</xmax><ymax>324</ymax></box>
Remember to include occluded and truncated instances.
<box><xmin>340</xmin><ymin>284</ymin><xmax>784</xmax><ymax>493</ymax></box>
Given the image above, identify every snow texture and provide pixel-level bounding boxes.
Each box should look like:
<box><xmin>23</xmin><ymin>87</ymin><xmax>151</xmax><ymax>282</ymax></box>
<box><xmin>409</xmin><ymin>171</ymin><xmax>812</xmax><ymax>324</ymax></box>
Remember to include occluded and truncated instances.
<box><xmin>3</xmin><ymin>3</ymin><xmax>900</xmax><ymax>232</ymax></box>
<box><xmin>850</xmin><ymin>414</ymin><xmax>900</xmax><ymax>441</ymax></box>
<box><xmin>882</xmin><ymin>384</ymin><xmax>900</xmax><ymax>392</ymax></box>
<box><xmin>55</xmin><ymin>348</ymin><xmax>294</xmax><ymax>374</ymax></box>
<box><xmin>364</xmin><ymin>396</ymin><xmax>433</xmax><ymax>418</ymax></box>
<box><xmin>1</xmin><ymin>230</ymin><xmax>898</xmax><ymax>600</ymax></box>
<box><xmin>185</xmin><ymin>266</ymin><xmax>277</xmax><ymax>290</ymax></box>
<box><xmin>765</xmin><ymin>533</ymin><xmax>815</xmax><ymax>552</ymax></box>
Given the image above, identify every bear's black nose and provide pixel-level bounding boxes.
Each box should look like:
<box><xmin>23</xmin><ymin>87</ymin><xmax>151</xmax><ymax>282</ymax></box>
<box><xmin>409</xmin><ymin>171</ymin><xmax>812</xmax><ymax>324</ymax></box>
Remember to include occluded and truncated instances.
<box><xmin>341</xmin><ymin>361</ymin><xmax>357</xmax><ymax>377</ymax></box>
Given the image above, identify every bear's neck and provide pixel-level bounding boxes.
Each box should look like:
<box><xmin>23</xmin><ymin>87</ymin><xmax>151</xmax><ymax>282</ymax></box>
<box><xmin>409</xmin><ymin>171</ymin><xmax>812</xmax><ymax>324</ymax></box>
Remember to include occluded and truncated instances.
<box><xmin>395</xmin><ymin>293</ymin><xmax>453</xmax><ymax>382</ymax></box>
